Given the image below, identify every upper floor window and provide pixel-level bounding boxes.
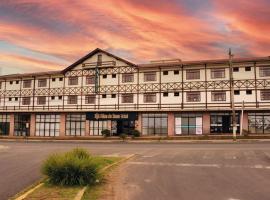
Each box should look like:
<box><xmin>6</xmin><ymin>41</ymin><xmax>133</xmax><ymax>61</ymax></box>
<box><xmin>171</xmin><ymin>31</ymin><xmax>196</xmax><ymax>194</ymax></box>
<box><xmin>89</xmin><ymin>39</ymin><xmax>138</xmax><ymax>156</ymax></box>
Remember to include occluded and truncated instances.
<box><xmin>10</xmin><ymin>81</ymin><xmax>13</xmax><ymax>85</ymax></box>
<box><xmin>144</xmin><ymin>72</ymin><xmax>156</xmax><ymax>82</ymax></box>
<box><xmin>245</xmin><ymin>67</ymin><xmax>251</xmax><ymax>71</ymax></box>
<box><xmin>233</xmin><ymin>67</ymin><xmax>239</xmax><ymax>72</ymax></box>
<box><xmin>22</xmin><ymin>97</ymin><xmax>31</xmax><ymax>105</ymax></box>
<box><xmin>163</xmin><ymin>71</ymin><xmax>168</xmax><ymax>75</ymax></box>
<box><xmin>68</xmin><ymin>77</ymin><xmax>78</xmax><ymax>85</ymax></box>
<box><xmin>144</xmin><ymin>93</ymin><xmax>156</xmax><ymax>103</ymax></box>
<box><xmin>85</xmin><ymin>95</ymin><xmax>96</xmax><ymax>104</ymax></box>
<box><xmin>16</xmin><ymin>80</ymin><xmax>19</xmax><ymax>84</ymax></box>
<box><xmin>186</xmin><ymin>92</ymin><xmax>201</xmax><ymax>102</ymax></box>
<box><xmin>211</xmin><ymin>91</ymin><xmax>226</xmax><ymax>101</ymax></box>
<box><xmin>38</xmin><ymin>79</ymin><xmax>47</xmax><ymax>87</ymax></box>
<box><xmin>186</xmin><ymin>69</ymin><xmax>200</xmax><ymax>80</ymax></box>
<box><xmin>86</xmin><ymin>75</ymin><xmax>95</xmax><ymax>85</ymax></box>
<box><xmin>261</xmin><ymin>90</ymin><xmax>270</xmax><ymax>100</ymax></box>
<box><xmin>52</xmin><ymin>78</ymin><xmax>56</xmax><ymax>82</ymax></box>
<box><xmin>211</xmin><ymin>68</ymin><xmax>225</xmax><ymax>79</ymax></box>
<box><xmin>122</xmin><ymin>94</ymin><xmax>133</xmax><ymax>103</ymax></box>
<box><xmin>122</xmin><ymin>73</ymin><xmax>134</xmax><ymax>83</ymax></box>
<box><xmin>59</xmin><ymin>77</ymin><xmax>63</xmax><ymax>81</ymax></box>
<box><xmin>112</xmin><ymin>74</ymin><xmax>117</xmax><ymax>78</ymax></box>
<box><xmin>67</xmin><ymin>95</ymin><xmax>77</xmax><ymax>104</ymax></box>
<box><xmin>174</xmin><ymin>70</ymin><xmax>179</xmax><ymax>75</ymax></box>
<box><xmin>259</xmin><ymin>67</ymin><xmax>270</xmax><ymax>77</ymax></box>
<box><xmin>23</xmin><ymin>80</ymin><xmax>31</xmax><ymax>88</ymax></box>
<box><xmin>37</xmin><ymin>96</ymin><xmax>46</xmax><ymax>105</ymax></box>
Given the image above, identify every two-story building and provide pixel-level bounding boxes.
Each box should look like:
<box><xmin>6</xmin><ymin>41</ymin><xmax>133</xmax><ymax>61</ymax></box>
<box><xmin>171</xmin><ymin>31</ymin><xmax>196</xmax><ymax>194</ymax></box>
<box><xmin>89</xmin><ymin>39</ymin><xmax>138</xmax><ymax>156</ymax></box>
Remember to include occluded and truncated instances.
<box><xmin>0</xmin><ymin>48</ymin><xmax>270</xmax><ymax>137</ymax></box>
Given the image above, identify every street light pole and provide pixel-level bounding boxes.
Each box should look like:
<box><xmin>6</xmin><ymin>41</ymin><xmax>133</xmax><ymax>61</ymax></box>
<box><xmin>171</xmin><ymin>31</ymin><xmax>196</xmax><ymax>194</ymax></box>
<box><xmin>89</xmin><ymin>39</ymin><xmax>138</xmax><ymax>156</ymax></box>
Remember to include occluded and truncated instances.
<box><xmin>229</xmin><ymin>49</ymin><xmax>237</xmax><ymax>141</ymax></box>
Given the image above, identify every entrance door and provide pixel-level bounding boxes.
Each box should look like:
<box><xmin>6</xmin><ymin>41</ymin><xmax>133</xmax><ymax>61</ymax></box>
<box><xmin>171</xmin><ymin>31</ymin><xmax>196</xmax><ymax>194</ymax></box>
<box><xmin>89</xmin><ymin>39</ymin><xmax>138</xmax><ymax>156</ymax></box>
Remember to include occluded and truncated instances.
<box><xmin>14</xmin><ymin>114</ymin><xmax>31</xmax><ymax>136</ymax></box>
<box><xmin>116</xmin><ymin>120</ymin><xmax>123</xmax><ymax>135</ymax></box>
<box><xmin>222</xmin><ymin>115</ymin><xmax>230</xmax><ymax>133</ymax></box>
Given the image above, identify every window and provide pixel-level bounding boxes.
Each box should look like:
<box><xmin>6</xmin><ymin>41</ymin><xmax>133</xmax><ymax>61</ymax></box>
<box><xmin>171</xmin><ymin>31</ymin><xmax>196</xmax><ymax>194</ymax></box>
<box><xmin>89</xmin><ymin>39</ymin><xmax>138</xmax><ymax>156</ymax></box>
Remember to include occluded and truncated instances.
<box><xmin>8</xmin><ymin>97</ymin><xmax>12</xmax><ymax>101</ymax></box>
<box><xmin>103</xmin><ymin>74</ymin><xmax>107</xmax><ymax>79</ymax></box>
<box><xmin>85</xmin><ymin>95</ymin><xmax>96</xmax><ymax>104</ymax></box>
<box><xmin>261</xmin><ymin>90</ymin><xmax>270</xmax><ymax>100</ymax></box>
<box><xmin>67</xmin><ymin>95</ymin><xmax>78</xmax><ymax>104</ymax></box>
<box><xmin>211</xmin><ymin>91</ymin><xmax>226</xmax><ymax>101</ymax></box>
<box><xmin>210</xmin><ymin>112</ymin><xmax>240</xmax><ymax>134</ymax></box>
<box><xmin>66</xmin><ymin>114</ymin><xmax>86</xmax><ymax>136</ymax></box>
<box><xmin>174</xmin><ymin>92</ymin><xmax>179</xmax><ymax>97</ymax></box>
<box><xmin>35</xmin><ymin>114</ymin><xmax>60</xmax><ymax>137</ymax></box>
<box><xmin>22</xmin><ymin>97</ymin><xmax>31</xmax><ymax>105</ymax></box>
<box><xmin>144</xmin><ymin>72</ymin><xmax>156</xmax><ymax>82</ymax></box>
<box><xmin>51</xmin><ymin>96</ymin><xmax>55</xmax><ymax>100</ymax></box>
<box><xmin>102</xmin><ymin>94</ymin><xmax>106</xmax><ymax>98</ymax></box>
<box><xmin>16</xmin><ymin>80</ymin><xmax>19</xmax><ymax>84</ymax></box>
<box><xmin>111</xmin><ymin>94</ymin><xmax>116</xmax><ymax>98</ymax></box>
<box><xmin>144</xmin><ymin>93</ymin><xmax>156</xmax><ymax>103</ymax></box>
<box><xmin>186</xmin><ymin>69</ymin><xmax>200</xmax><ymax>80</ymax></box>
<box><xmin>122</xmin><ymin>73</ymin><xmax>134</xmax><ymax>83</ymax></box>
<box><xmin>163</xmin><ymin>92</ymin><xmax>168</xmax><ymax>97</ymax></box>
<box><xmin>86</xmin><ymin>75</ymin><xmax>95</xmax><ymax>85</ymax></box>
<box><xmin>52</xmin><ymin>78</ymin><xmax>56</xmax><ymax>82</ymax></box>
<box><xmin>246</xmin><ymin>90</ymin><xmax>252</xmax><ymax>95</ymax></box>
<box><xmin>211</xmin><ymin>68</ymin><xmax>225</xmax><ymax>79</ymax></box>
<box><xmin>23</xmin><ymin>80</ymin><xmax>31</xmax><ymax>88</ymax></box>
<box><xmin>14</xmin><ymin>114</ymin><xmax>31</xmax><ymax>136</ymax></box>
<box><xmin>233</xmin><ymin>67</ymin><xmax>239</xmax><ymax>72</ymax></box>
<box><xmin>259</xmin><ymin>67</ymin><xmax>270</xmax><ymax>77</ymax></box>
<box><xmin>89</xmin><ymin>120</ymin><xmax>110</xmax><ymax>136</ymax></box>
<box><xmin>122</xmin><ymin>94</ymin><xmax>133</xmax><ymax>103</ymax></box>
<box><xmin>58</xmin><ymin>96</ymin><xmax>63</xmax><ymax>100</ymax></box>
<box><xmin>142</xmin><ymin>113</ymin><xmax>168</xmax><ymax>135</ymax></box>
<box><xmin>38</xmin><ymin>79</ymin><xmax>47</xmax><ymax>87</ymax></box>
<box><xmin>234</xmin><ymin>90</ymin><xmax>240</xmax><ymax>95</ymax></box>
<box><xmin>68</xmin><ymin>77</ymin><xmax>78</xmax><ymax>85</ymax></box>
<box><xmin>0</xmin><ymin>114</ymin><xmax>10</xmax><ymax>136</ymax></box>
<box><xmin>245</xmin><ymin>67</ymin><xmax>251</xmax><ymax>71</ymax></box>
<box><xmin>175</xmin><ymin>113</ymin><xmax>202</xmax><ymax>135</ymax></box>
<box><xmin>10</xmin><ymin>81</ymin><xmax>13</xmax><ymax>85</ymax></box>
<box><xmin>37</xmin><ymin>96</ymin><xmax>46</xmax><ymax>105</ymax></box>
<box><xmin>163</xmin><ymin>71</ymin><xmax>168</xmax><ymax>75</ymax></box>
<box><xmin>186</xmin><ymin>92</ymin><xmax>201</xmax><ymax>102</ymax></box>
<box><xmin>112</xmin><ymin>74</ymin><xmax>116</xmax><ymax>78</ymax></box>
<box><xmin>248</xmin><ymin>113</ymin><xmax>270</xmax><ymax>134</ymax></box>
<box><xmin>15</xmin><ymin>97</ymin><xmax>18</xmax><ymax>101</ymax></box>
<box><xmin>59</xmin><ymin>77</ymin><xmax>63</xmax><ymax>81</ymax></box>
<box><xmin>174</xmin><ymin>70</ymin><xmax>179</xmax><ymax>75</ymax></box>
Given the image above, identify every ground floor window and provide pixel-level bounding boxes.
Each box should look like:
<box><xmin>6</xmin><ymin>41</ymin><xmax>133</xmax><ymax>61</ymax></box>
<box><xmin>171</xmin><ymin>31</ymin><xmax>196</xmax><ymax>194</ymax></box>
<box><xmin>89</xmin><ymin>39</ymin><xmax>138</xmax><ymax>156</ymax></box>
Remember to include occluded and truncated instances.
<box><xmin>0</xmin><ymin>114</ymin><xmax>10</xmax><ymax>135</ymax></box>
<box><xmin>89</xmin><ymin>120</ymin><xmax>110</xmax><ymax>136</ymax></box>
<box><xmin>142</xmin><ymin>113</ymin><xmax>167</xmax><ymax>135</ymax></box>
<box><xmin>210</xmin><ymin>112</ymin><xmax>240</xmax><ymax>134</ymax></box>
<box><xmin>175</xmin><ymin>113</ymin><xmax>202</xmax><ymax>135</ymax></box>
<box><xmin>66</xmin><ymin>114</ymin><xmax>85</xmax><ymax>136</ymax></box>
<box><xmin>14</xmin><ymin>114</ymin><xmax>31</xmax><ymax>136</ymax></box>
<box><xmin>248</xmin><ymin>113</ymin><xmax>270</xmax><ymax>134</ymax></box>
<box><xmin>35</xmin><ymin>114</ymin><xmax>60</xmax><ymax>136</ymax></box>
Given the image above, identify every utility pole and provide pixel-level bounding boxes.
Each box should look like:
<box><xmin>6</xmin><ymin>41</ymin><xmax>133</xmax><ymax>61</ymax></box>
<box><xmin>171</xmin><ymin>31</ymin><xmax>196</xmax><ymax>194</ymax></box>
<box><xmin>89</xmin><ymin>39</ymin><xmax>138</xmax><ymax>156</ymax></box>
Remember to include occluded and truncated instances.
<box><xmin>229</xmin><ymin>49</ymin><xmax>237</xmax><ymax>141</ymax></box>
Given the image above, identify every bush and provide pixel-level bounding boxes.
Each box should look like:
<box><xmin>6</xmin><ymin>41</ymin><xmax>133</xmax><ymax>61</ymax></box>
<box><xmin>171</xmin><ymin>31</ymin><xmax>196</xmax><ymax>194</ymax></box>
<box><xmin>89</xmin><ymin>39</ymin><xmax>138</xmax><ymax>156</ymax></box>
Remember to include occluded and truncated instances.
<box><xmin>119</xmin><ymin>133</ymin><xmax>127</xmax><ymax>141</ymax></box>
<box><xmin>101</xmin><ymin>129</ymin><xmax>111</xmax><ymax>137</ymax></box>
<box><xmin>42</xmin><ymin>148</ymin><xmax>99</xmax><ymax>186</ymax></box>
<box><xmin>130</xmin><ymin>130</ymin><xmax>140</xmax><ymax>138</ymax></box>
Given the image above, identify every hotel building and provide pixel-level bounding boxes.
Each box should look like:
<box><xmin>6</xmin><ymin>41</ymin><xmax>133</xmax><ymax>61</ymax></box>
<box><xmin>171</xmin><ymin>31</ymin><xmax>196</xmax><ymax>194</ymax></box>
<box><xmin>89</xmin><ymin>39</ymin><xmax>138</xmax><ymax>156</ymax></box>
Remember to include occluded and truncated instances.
<box><xmin>0</xmin><ymin>48</ymin><xmax>270</xmax><ymax>137</ymax></box>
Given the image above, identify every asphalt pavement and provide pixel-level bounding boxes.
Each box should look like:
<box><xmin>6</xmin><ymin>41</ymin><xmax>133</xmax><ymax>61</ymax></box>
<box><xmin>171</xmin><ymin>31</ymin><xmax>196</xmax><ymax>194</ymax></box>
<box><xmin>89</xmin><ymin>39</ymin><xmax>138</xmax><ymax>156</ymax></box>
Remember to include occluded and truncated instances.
<box><xmin>0</xmin><ymin>141</ymin><xmax>270</xmax><ymax>200</ymax></box>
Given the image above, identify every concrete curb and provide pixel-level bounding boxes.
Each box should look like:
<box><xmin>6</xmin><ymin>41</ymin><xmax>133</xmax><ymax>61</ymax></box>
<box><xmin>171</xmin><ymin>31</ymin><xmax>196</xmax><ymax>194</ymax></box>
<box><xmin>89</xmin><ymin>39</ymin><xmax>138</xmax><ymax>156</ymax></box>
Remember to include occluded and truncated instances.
<box><xmin>13</xmin><ymin>183</ymin><xmax>44</xmax><ymax>200</ymax></box>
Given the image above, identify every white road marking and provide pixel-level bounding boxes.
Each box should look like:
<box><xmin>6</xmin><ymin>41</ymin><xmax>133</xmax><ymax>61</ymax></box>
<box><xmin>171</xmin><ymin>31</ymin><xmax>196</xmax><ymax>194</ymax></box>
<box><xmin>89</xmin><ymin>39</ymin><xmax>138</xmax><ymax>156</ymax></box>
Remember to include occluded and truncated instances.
<box><xmin>128</xmin><ymin>161</ymin><xmax>270</xmax><ymax>170</ymax></box>
<box><xmin>0</xmin><ymin>145</ymin><xmax>9</xmax><ymax>150</ymax></box>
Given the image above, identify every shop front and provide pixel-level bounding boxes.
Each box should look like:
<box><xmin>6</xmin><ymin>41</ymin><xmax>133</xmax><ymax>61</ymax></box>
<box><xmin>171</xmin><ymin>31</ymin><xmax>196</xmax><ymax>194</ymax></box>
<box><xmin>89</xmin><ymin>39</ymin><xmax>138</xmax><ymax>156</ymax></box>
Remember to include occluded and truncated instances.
<box><xmin>210</xmin><ymin>112</ymin><xmax>240</xmax><ymax>134</ymax></box>
<box><xmin>174</xmin><ymin>113</ymin><xmax>203</xmax><ymax>135</ymax></box>
<box><xmin>86</xmin><ymin>112</ymin><xmax>137</xmax><ymax>136</ymax></box>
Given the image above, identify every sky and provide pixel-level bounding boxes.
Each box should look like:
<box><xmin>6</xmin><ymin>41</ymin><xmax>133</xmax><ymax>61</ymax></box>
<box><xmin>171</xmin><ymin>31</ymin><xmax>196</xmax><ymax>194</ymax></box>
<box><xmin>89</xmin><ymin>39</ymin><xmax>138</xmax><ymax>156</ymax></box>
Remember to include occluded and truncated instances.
<box><xmin>0</xmin><ymin>0</ymin><xmax>269</xmax><ymax>74</ymax></box>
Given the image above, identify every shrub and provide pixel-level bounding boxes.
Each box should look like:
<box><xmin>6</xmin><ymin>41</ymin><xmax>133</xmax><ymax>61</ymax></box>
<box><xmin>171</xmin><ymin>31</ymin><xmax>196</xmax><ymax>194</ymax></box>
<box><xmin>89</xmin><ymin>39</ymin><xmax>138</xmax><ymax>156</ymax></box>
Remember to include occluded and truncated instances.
<box><xmin>42</xmin><ymin>148</ymin><xmax>99</xmax><ymax>186</ymax></box>
<box><xmin>130</xmin><ymin>130</ymin><xmax>140</xmax><ymax>138</ymax></box>
<box><xmin>101</xmin><ymin>129</ymin><xmax>111</xmax><ymax>137</ymax></box>
<box><xmin>119</xmin><ymin>133</ymin><xmax>127</xmax><ymax>141</ymax></box>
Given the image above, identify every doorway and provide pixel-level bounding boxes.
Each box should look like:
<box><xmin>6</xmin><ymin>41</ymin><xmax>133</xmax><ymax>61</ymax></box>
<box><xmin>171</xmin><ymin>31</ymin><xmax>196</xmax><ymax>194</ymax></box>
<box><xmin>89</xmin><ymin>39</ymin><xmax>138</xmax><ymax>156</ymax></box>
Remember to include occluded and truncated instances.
<box><xmin>14</xmin><ymin>114</ymin><xmax>31</xmax><ymax>136</ymax></box>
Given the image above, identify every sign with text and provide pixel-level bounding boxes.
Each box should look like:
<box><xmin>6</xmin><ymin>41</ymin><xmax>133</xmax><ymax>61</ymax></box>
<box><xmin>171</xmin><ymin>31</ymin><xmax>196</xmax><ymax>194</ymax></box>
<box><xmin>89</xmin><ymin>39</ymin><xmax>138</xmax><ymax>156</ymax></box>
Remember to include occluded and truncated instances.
<box><xmin>86</xmin><ymin>112</ymin><xmax>138</xmax><ymax>121</ymax></box>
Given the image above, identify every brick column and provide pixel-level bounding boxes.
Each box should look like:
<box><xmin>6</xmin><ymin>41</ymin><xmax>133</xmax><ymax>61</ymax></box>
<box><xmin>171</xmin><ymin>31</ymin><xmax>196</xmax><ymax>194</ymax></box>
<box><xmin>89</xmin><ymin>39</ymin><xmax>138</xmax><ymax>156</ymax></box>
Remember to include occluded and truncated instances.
<box><xmin>30</xmin><ymin>113</ymin><xmax>36</xmax><ymax>137</ymax></box>
<box><xmin>9</xmin><ymin>113</ymin><xmax>15</xmax><ymax>136</ymax></box>
<box><xmin>59</xmin><ymin>113</ymin><xmax>66</xmax><ymax>137</ymax></box>
<box><xmin>202</xmin><ymin>112</ymin><xmax>210</xmax><ymax>135</ymax></box>
<box><xmin>167</xmin><ymin>112</ymin><xmax>175</xmax><ymax>136</ymax></box>
<box><xmin>242</xmin><ymin>111</ymin><xmax>249</xmax><ymax>131</ymax></box>
<box><xmin>85</xmin><ymin>120</ymin><xmax>90</xmax><ymax>136</ymax></box>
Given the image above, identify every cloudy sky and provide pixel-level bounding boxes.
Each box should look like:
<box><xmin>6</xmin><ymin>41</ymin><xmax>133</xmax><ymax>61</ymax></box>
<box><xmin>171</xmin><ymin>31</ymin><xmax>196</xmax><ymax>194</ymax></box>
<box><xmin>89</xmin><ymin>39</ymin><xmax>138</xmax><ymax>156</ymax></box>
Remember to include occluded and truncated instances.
<box><xmin>0</xmin><ymin>0</ymin><xmax>269</xmax><ymax>74</ymax></box>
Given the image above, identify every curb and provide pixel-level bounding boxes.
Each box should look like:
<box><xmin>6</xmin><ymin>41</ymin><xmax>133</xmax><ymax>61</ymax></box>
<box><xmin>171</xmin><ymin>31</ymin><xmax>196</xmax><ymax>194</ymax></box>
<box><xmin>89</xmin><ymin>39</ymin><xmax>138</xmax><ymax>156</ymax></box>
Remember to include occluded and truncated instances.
<box><xmin>13</xmin><ymin>183</ymin><xmax>44</xmax><ymax>200</ymax></box>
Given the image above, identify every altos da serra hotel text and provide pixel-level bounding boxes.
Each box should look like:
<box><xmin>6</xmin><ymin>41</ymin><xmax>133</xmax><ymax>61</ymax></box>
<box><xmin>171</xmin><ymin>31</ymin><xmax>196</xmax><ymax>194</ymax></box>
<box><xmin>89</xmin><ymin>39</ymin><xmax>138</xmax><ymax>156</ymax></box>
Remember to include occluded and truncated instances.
<box><xmin>0</xmin><ymin>48</ymin><xmax>270</xmax><ymax>138</ymax></box>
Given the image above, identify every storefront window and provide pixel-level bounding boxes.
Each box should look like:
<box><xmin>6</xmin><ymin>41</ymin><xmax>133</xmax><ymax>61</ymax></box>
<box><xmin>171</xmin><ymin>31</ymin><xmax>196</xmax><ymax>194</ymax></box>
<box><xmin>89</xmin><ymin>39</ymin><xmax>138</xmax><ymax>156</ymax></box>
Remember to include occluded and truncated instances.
<box><xmin>14</xmin><ymin>114</ymin><xmax>31</xmax><ymax>136</ymax></box>
<box><xmin>0</xmin><ymin>114</ymin><xmax>10</xmax><ymax>135</ymax></box>
<box><xmin>175</xmin><ymin>113</ymin><xmax>202</xmax><ymax>135</ymax></box>
<box><xmin>142</xmin><ymin>113</ymin><xmax>167</xmax><ymax>135</ymax></box>
<box><xmin>89</xmin><ymin>120</ymin><xmax>110</xmax><ymax>136</ymax></box>
<box><xmin>210</xmin><ymin>112</ymin><xmax>240</xmax><ymax>134</ymax></box>
<box><xmin>66</xmin><ymin>114</ymin><xmax>85</xmax><ymax>136</ymax></box>
<box><xmin>36</xmin><ymin>114</ymin><xmax>60</xmax><ymax>137</ymax></box>
<box><xmin>248</xmin><ymin>113</ymin><xmax>270</xmax><ymax>134</ymax></box>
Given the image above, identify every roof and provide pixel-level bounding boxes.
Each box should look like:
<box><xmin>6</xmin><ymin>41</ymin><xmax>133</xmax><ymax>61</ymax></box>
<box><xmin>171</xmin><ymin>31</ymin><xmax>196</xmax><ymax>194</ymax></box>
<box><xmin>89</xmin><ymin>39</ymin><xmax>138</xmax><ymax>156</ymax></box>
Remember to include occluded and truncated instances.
<box><xmin>62</xmin><ymin>48</ymin><xmax>137</xmax><ymax>73</ymax></box>
<box><xmin>0</xmin><ymin>70</ymin><xmax>62</xmax><ymax>79</ymax></box>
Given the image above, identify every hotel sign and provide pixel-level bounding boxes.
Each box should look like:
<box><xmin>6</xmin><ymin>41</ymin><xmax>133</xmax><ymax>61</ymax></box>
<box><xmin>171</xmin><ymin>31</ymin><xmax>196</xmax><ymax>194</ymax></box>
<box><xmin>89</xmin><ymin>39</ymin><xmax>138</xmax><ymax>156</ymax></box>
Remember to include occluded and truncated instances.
<box><xmin>86</xmin><ymin>112</ymin><xmax>137</xmax><ymax>120</ymax></box>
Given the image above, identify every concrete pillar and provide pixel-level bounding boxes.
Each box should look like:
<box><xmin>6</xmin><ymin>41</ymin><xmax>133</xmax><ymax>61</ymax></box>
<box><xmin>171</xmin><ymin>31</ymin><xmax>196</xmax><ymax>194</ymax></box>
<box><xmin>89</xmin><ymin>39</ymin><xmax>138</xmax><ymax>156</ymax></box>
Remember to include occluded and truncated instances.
<box><xmin>59</xmin><ymin>113</ymin><xmax>66</xmax><ymax>137</ymax></box>
<box><xmin>167</xmin><ymin>112</ymin><xmax>175</xmax><ymax>136</ymax></box>
<box><xmin>135</xmin><ymin>113</ymin><xmax>142</xmax><ymax>134</ymax></box>
<box><xmin>242</xmin><ymin>111</ymin><xmax>249</xmax><ymax>131</ymax></box>
<box><xmin>30</xmin><ymin>113</ymin><xmax>36</xmax><ymax>137</ymax></box>
<box><xmin>9</xmin><ymin>113</ymin><xmax>15</xmax><ymax>136</ymax></box>
<box><xmin>85</xmin><ymin>120</ymin><xmax>90</xmax><ymax>136</ymax></box>
<box><xmin>202</xmin><ymin>112</ymin><xmax>210</xmax><ymax>135</ymax></box>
